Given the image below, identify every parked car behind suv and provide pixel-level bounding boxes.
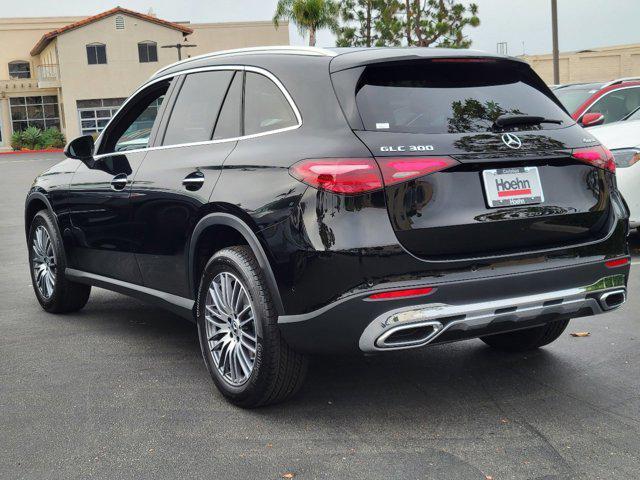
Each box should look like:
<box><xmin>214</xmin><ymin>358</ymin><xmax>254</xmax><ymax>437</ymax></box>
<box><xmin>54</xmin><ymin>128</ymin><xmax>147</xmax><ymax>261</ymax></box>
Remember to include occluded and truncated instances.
<box><xmin>589</xmin><ymin>117</ymin><xmax>640</xmax><ymax>231</ymax></box>
<box><xmin>25</xmin><ymin>47</ymin><xmax>630</xmax><ymax>407</ymax></box>
<box><xmin>553</xmin><ymin>78</ymin><xmax>640</xmax><ymax>127</ymax></box>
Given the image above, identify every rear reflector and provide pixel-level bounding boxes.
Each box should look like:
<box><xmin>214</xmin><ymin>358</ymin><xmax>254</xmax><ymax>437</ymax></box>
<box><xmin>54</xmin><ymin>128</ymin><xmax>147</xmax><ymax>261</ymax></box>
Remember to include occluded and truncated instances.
<box><xmin>605</xmin><ymin>257</ymin><xmax>630</xmax><ymax>268</ymax></box>
<box><xmin>368</xmin><ymin>287</ymin><xmax>434</xmax><ymax>300</ymax></box>
<box><xmin>289</xmin><ymin>156</ymin><xmax>459</xmax><ymax>194</ymax></box>
<box><xmin>572</xmin><ymin>146</ymin><xmax>616</xmax><ymax>173</ymax></box>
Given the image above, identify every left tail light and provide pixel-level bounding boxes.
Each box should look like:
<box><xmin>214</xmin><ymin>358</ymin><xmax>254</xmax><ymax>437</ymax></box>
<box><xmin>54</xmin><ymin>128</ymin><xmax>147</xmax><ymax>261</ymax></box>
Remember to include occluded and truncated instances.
<box><xmin>571</xmin><ymin>146</ymin><xmax>616</xmax><ymax>173</ymax></box>
<box><xmin>289</xmin><ymin>156</ymin><xmax>459</xmax><ymax>195</ymax></box>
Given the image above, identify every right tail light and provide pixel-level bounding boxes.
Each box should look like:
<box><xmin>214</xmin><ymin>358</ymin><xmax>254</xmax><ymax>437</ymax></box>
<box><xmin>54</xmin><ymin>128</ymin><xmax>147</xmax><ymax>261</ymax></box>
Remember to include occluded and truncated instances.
<box><xmin>571</xmin><ymin>146</ymin><xmax>616</xmax><ymax>173</ymax></box>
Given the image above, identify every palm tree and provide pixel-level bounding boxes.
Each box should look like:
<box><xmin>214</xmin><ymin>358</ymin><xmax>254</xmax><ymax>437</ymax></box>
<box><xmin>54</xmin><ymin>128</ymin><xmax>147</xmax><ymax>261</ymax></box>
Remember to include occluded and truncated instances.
<box><xmin>273</xmin><ymin>0</ymin><xmax>340</xmax><ymax>47</ymax></box>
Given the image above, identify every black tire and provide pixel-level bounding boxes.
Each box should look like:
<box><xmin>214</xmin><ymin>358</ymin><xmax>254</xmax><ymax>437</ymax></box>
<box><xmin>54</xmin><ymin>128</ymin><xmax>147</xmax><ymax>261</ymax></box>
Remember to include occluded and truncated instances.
<box><xmin>480</xmin><ymin>319</ymin><xmax>570</xmax><ymax>351</ymax></box>
<box><xmin>28</xmin><ymin>210</ymin><xmax>91</xmax><ymax>313</ymax></box>
<box><xmin>196</xmin><ymin>245</ymin><xmax>308</xmax><ymax>408</ymax></box>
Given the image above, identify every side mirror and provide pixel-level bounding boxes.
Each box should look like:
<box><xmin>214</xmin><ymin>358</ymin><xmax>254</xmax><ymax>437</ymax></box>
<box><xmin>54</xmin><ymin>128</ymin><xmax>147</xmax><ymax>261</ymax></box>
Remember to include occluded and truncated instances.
<box><xmin>581</xmin><ymin>112</ymin><xmax>605</xmax><ymax>127</ymax></box>
<box><xmin>64</xmin><ymin>135</ymin><xmax>95</xmax><ymax>161</ymax></box>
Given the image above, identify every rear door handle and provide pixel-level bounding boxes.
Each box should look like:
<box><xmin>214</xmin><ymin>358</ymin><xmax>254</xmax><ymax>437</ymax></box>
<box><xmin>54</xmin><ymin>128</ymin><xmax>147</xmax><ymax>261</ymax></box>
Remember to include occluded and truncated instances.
<box><xmin>183</xmin><ymin>171</ymin><xmax>205</xmax><ymax>191</ymax></box>
<box><xmin>110</xmin><ymin>173</ymin><xmax>128</xmax><ymax>191</ymax></box>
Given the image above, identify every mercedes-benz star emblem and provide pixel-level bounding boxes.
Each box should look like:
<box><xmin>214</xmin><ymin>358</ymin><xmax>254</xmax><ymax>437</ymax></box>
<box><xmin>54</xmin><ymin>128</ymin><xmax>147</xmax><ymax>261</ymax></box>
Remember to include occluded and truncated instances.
<box><xmin>501</xmin><ymin>132</ymin><xmax>522</xmax><ymax>149</ymax></box>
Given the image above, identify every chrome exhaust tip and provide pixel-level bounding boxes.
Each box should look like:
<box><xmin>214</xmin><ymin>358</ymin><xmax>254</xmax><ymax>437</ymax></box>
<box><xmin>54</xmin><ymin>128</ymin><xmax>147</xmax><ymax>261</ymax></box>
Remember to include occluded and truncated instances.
<box><xmin>598</xmin><ymin>289</ymin><xmax>626</xmax><ymax>311</ymax></box>
<box><xmin>375</xmin><ymin>320</ymin><xmax>444</xmax><ymax>349</ymax></box>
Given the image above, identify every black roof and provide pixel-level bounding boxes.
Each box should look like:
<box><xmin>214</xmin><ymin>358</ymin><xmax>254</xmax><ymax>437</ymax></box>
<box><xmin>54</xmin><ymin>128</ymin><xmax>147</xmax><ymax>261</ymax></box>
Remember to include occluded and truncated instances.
<box><xmin>150</xmin><ymin>46</ymin><xmax>525</xmax><ymax>80</ymax></box>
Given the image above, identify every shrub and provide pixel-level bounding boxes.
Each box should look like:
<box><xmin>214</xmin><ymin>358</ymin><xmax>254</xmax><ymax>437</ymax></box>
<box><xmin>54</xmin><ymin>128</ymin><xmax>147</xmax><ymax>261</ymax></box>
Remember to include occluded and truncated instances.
<box><xmin>21</xmin><ymin>126</ymin><xmax>44</xmax><ymax>150</ymax></box>
<box><xmin>10</xmin><ymin>131</ymin><xmax>24</xmax><ymax>151</ymax></box>
<box><xmin>41</xmin><ymin>127</ymin><xmax>65</xmax><ymax>149</ymax></box>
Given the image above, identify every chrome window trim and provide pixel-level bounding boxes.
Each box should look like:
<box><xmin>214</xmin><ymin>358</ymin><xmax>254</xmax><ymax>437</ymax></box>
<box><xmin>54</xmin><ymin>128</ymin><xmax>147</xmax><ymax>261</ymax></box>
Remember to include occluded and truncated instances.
<box><xmin>94</xmin><ymin>64</ymin><xmax>302</xmax><ymax>159</ymax></box>
<box><xmin>153</xmin><ymin>46</ymin><xmax>336</xmax><ymax>78</ymax></box>
<box><xmin>579</xmin><ymin>85</ymin><xmax>640</xmax><ymax>121</ymax></box>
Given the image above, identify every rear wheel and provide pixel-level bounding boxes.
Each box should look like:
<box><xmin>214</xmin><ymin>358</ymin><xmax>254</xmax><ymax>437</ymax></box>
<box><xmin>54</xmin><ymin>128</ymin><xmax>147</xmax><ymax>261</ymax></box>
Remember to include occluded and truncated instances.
<box><xmin>196</xmin><ymin>246</ymin><xmax>308</xmax><ymax>408</ymax></box>
<box><xmin>28</xmin><ymin>210</ymin><xmax>91</xmax><ymax>313</ymax></box>
<box><xmin>480</xmin><ymin>319</ymin><xmax>570</xmax><ymax>351</ymax></box>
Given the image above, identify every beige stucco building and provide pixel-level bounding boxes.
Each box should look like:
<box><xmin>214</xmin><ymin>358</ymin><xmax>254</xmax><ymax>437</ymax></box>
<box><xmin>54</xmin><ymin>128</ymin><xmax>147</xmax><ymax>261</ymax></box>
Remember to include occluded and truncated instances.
<box><xmin>0</xmin><ymin>7</ymin><xmax>289</xmax><ymax>149</ymax></box>
<box><xmin>522</xmin><ymin>43</ymin><xmax>640</xmax><ymax>85</ymax></box>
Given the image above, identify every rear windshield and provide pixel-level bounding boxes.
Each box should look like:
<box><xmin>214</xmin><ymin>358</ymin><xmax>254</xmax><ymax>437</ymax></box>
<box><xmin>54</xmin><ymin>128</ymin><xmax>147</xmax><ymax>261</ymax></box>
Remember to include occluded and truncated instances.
<box><xmin>344</xmin><ymin>60</ymin><xmax>572</xmax><ymax>134</ymax></box>
<box><xmin>554</xmin><ymin>87</ymin><xmax>597</xmax><ymax>113</ymax></box>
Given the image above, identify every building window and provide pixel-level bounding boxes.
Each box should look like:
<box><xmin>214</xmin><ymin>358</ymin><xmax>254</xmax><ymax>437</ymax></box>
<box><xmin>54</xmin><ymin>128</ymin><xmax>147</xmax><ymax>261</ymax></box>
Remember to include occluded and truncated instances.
<box><xmin>77</xmin><ymin>98</ymin><xmax>126</xmax><ymax>136</ymax></box>
<box><xmin>138</xmin><ymin>41</ymin><xmax>158</xmax><ymax>63</ymax></box>
<box><xmin>115</xmin><ymin>15</ymin><xmax>125</xmax><ymax>30</ymax></box>
<box><xmin>8</xmin><ymin>61</ymin><xmax>30</xmax><ymax>79</ymax></box>
<box><xmin>10</xmin><ymin>96</ymin><xmax>60</xmax><ymax>132</ymax></box>
<box><xmin>86</xmin><ymin>43</ymin><xmax>107</xmax><ymax>65</ymax></box>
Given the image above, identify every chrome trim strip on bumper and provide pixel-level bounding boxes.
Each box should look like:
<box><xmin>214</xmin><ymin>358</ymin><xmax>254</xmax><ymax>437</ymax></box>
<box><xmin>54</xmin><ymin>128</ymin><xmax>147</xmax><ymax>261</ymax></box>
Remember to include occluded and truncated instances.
<box><xmin>359</xmin><ymin>277</ymin><xmax>626</xmax><ymax>352</ymax></box>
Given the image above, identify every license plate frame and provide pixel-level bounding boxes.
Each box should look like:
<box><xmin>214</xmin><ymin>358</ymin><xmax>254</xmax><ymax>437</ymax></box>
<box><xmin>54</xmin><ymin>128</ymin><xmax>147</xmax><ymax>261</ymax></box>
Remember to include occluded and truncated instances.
<box><xmin>482</xmin><ymin>166</ymin><xmax>544</xmax><ymax>208</ymax></box>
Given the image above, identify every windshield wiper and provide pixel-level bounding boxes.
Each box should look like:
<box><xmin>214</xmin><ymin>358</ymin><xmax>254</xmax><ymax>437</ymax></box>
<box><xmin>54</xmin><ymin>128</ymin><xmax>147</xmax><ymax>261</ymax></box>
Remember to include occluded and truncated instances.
<box><xmin>493</xmin><ymin>114</ymin><xmax>563</xmax><ymax>129</ymax></box>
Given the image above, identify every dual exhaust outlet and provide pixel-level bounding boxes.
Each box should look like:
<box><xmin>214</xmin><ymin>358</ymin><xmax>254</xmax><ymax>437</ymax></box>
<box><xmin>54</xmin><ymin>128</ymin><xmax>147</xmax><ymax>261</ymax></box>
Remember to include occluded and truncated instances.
<box><xmin>372</xmin><ymin>288</ymin><xmax>627</xmax><ymax>350</ymax></box>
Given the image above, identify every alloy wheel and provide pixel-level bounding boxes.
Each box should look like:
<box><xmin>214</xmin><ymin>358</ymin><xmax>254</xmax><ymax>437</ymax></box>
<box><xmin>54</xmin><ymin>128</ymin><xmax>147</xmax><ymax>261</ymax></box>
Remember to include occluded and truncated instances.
<box><xmin>32</xmin><ymin>225</ymin><xmax>56</xmax><ymax>299</ymax></box>
<box><xmin>204</xmin><ymin>272</ymin><xmax>257</xmax><ymax>386</ymax></box>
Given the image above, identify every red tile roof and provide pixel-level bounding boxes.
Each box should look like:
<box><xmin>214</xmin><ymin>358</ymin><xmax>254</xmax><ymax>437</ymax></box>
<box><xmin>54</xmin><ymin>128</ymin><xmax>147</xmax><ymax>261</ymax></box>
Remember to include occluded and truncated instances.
<box><xmin>30</xmin><ymin>7</ymin><xmax>193</xmax><ymax>56</ymax></box>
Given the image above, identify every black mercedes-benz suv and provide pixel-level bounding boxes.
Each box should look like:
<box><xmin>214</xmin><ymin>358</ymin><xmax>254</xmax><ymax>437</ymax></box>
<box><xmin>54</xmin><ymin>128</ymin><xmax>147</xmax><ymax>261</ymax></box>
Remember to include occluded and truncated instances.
<box><xmin>25</xmin><ymin>47</ymin><xmax>630</xmax><ymax>407</ymax></box>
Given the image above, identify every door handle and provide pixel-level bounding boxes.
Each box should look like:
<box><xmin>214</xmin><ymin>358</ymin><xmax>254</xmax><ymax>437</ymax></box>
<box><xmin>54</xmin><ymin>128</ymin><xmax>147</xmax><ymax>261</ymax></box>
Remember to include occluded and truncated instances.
<box><xmin>183</xmin><ymin>171</ymin><xmax>205</xmax><ymax>191</ymax></box>
<box><xmin>110</xmin><ymin>173</ymin><xmax>128</xmax><ymax>191</ymax></box>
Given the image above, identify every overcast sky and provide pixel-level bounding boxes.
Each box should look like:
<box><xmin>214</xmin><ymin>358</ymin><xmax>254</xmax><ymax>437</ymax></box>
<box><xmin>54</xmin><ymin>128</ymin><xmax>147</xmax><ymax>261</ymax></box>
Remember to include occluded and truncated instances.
<box><xmin>6</xmin><ymin>0</ymin><xmax>639</xmax><ymax>55</ymax></box>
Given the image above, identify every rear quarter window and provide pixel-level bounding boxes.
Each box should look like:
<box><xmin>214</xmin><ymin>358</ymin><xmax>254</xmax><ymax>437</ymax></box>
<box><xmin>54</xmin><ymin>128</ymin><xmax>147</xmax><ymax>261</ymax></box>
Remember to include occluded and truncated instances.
<box><xmin>333</xmin><ymin>59</ymin><xmax>573</xmax><ymax>134</ymax></box>
<box><xmin>243</xmin><ymin>72</ymin><xmax>298</xmax><ymax>136</ymax></box>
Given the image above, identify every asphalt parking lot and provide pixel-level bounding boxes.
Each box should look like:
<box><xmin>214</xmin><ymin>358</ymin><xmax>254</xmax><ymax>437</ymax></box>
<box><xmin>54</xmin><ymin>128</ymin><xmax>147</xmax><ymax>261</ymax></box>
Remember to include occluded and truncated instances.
<box><xmin>1</xmin><ymin>152</ymin><xmax>639</xmax><ymax>480</ymax></box>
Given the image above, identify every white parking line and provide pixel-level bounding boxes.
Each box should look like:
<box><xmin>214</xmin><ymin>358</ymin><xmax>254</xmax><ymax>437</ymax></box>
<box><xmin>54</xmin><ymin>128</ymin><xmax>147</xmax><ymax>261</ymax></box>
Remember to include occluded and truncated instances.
<box><xmin>0</xmin><ymin>158</ymin><xmax>58</xmax><ymax>165</ymax></box>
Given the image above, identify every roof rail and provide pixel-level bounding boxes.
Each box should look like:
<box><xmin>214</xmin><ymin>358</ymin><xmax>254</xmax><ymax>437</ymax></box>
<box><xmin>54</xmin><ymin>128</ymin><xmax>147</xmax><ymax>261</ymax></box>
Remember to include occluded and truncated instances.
<box><xmin>153</xmin><ymin>45</ymin><xmax>336</xmax><ymax>77</ymax></box>
<box><xmin>601</xmin><ymin>77</ymin><xmax>640</xmax><ymax>89</ymax></box>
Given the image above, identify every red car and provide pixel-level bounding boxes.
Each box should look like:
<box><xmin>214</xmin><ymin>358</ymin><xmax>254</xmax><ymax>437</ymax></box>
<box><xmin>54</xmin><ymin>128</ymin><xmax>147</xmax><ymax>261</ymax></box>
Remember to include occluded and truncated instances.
<box><xmin>553</xmin><ymin>77</ymin><xmax>640</xmax><ymax>127</ymax></box>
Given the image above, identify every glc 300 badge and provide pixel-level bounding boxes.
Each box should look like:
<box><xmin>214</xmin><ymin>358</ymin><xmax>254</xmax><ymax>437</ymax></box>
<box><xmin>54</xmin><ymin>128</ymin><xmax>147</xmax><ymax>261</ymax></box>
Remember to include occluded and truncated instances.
<box><xmin>380</xmin><ymin>145</ymin><xmax>434</xmax><ymax>152</ymax></box>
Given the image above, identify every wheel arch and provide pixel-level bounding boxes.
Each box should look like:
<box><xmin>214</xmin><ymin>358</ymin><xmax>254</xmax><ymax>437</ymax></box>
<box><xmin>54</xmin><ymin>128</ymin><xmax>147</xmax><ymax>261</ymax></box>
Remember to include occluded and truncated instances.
<box><xmin>188</xmin><ymin>213</ymin><xmax>285</xmax><ymax>315</ymax></box>
<box><xmin>24</xmin><ymin>192</ymin><xmax>55</xmax><ymax>238</ymax></box>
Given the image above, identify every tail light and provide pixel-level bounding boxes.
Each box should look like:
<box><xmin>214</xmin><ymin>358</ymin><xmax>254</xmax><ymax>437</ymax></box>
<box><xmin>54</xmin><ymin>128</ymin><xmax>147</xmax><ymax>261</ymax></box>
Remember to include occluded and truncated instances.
<box><xmin>571</xmin><ymin>146</ymin><xmax>616</xmax><ymax>173</ymax></box>
<box><xmin>610</xmin><ymin>148</ymin><xmax>640</xmax><ymax>168</ymax></box>
<box><xmin>288</xmin><ymin>158</ymin><xmax>382</xmax><ymax>194</ymax></box>
<box><xmin>289</xmin><ymin>156</ymin><xmax>459</xmax><ymax>195</ymax></box>
<box><xmin>376</xmin><ymin>157</ymin><xmax>459</xmax><ymax>186</ymax></box>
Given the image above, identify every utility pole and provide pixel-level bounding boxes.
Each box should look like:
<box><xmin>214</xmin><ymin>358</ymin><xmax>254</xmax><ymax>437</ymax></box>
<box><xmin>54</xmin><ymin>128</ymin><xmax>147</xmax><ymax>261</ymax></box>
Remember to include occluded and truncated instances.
<box><xmin>161</xmin><ymin>41</ymin><xmax>197</xmax><ymax>61</ymax></box>
<box><xmin>551</xmin><ymin>0</ymin><xmax>560</xmax><ymax>84</ymax></box>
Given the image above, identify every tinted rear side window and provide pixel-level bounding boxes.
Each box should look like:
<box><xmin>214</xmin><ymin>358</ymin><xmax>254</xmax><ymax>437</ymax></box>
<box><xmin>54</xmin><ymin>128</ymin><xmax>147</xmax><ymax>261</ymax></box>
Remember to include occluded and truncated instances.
<box><xmin>213</xmin><ymin>71</ymin><xmax>242</xmax><ymax>140</ymax></box>
<box><xmin>163</xmin><ymin>70</ymin><xmax>234</xmax><ymax>146</ymax></box>
<box><xmin>347</xmin><ymin>60</ymin><xmax>572</xmax><ymax>134</ymax></box>
<box><xmin>244</xmin><ymin>72</ymin><xmax>297</xmax><ymax>136</ymax></box>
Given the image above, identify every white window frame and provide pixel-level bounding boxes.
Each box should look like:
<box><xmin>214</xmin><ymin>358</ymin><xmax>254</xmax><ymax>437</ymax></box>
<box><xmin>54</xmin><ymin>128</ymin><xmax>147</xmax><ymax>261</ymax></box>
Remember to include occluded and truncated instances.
<box><xmin>8</xmin><ymin>95</ymin><xmax>60</xmax><ymax>133</ymax></box>
<box><xmin>77</xmin><ymin>106</ymin><xmax>120</xmax><ymax>136</ymax></box>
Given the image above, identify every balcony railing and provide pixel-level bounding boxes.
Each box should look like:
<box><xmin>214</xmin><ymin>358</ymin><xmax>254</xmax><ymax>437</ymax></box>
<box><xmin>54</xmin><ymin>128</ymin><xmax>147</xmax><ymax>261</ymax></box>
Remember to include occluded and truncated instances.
<box><xmin>37</xmin><ymin>64</ymin><xmax>59</xmax><ymax>82</ymax></box>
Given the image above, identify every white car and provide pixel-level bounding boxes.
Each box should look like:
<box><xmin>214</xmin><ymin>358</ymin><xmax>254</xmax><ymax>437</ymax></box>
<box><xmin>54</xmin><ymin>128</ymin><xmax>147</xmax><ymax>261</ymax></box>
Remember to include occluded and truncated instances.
<box><xmin>589</xmin><ymin>118</ymin><xmax>640</xmax><ymax>230</ymax></box>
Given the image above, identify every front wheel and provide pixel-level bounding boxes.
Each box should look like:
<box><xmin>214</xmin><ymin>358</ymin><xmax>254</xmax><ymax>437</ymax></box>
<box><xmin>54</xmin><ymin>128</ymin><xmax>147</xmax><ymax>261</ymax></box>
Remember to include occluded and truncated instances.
<box><xmin>28</xmin><ymin>210</ymin><xmax>91</xmax><ymax>313</ymax></box>
<box><xmin>196</xmin><ymin>246</ymin><xmax>308</xmax><ymax>408</ymax></box>
<box><xmin>480</xmin><ymin>319</ymin><xmax>570</xmax><ymax>351</ymax></box>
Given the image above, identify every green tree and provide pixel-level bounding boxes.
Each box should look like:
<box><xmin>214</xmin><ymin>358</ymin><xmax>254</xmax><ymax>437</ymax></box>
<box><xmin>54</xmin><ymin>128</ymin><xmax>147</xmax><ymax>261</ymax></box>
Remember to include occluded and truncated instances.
<box><xmin>336</xmin><ymin>0</ymin><xmax>404</xmax><ymax>47</ymax></box>
<box><xmin>337</xmin><ymin>0</ymin><xmax>479</xmax><ymax>48</ymax></box>
<box><xmin>273</xmin><ymin>0</ymin><xmax>340</xmax><ymax>47</ymax></box>
<box><xmin>404</xmin><ymin>0</ymin><xmax>479</xmax><ymax>47</ymax></box>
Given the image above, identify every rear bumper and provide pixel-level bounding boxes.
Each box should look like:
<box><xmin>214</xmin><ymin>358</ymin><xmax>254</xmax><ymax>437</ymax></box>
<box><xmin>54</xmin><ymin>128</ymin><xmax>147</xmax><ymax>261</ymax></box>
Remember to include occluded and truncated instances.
<box><xmin>278</xmin><ymin>259</ymin><xmax>629</xmax><ymax>354</ymax></box>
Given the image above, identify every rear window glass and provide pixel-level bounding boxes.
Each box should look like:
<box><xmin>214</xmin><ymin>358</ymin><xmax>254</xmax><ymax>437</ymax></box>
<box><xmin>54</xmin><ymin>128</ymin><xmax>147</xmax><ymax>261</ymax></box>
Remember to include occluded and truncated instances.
<box><xmin>349</xmin><ymin>60</ymin><xmax>572</xmax><ymax>134</ymax></box>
